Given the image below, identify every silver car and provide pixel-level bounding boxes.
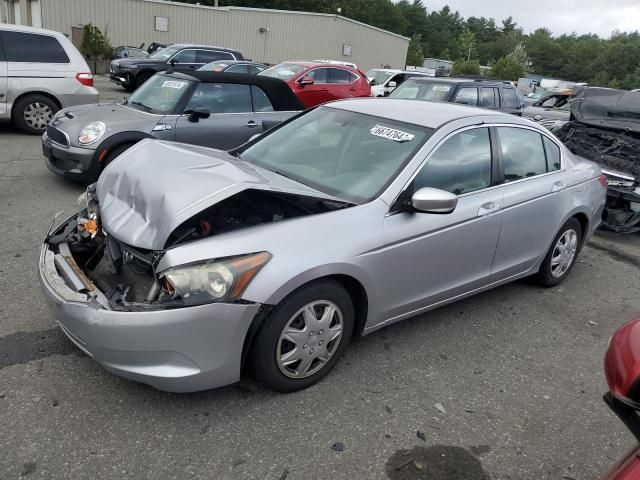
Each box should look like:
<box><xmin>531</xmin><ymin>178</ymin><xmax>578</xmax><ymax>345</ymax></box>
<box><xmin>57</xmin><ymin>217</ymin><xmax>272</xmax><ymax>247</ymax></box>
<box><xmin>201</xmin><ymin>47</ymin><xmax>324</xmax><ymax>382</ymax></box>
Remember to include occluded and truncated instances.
<box><xmin>39</xmin><ymin>99</ymin><xmax>606</xmax><ymax>393</ymax></box>
<box><xmin>0</xmin><ymin>24</ymin><xmax>98</xmax><ymax>134</ymax></box>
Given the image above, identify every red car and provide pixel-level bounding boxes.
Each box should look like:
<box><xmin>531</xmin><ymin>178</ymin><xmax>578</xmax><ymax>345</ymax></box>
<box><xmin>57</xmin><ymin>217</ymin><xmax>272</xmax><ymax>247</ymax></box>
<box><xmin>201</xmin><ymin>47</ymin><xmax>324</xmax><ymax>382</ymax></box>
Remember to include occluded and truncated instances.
<box><xmin>259</xmin><ymin>61</ymin><xmax>371</xmax><ymax>108</ymax></box>
<box><xmin>602</xmin><ymin>318</ymin><xmax>640</xmax><ymax>479</ymax></box>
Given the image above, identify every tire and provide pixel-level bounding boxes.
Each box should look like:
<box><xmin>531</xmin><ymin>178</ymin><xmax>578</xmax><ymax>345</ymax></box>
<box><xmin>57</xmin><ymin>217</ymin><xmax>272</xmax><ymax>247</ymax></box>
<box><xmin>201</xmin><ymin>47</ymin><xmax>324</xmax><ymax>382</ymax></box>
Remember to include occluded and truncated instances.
<box><xmin>102</xmin><ymin>143</ymin><xmax>135</xmax><ymax>170</ymax></box>
<box><xmin>534</xmin><ymin>218</ymin><xmax>582</xmax><ymax>287</ymax></box>
<box><xmin>13</xmin><ymin>94</ymin><xmax>59</xmax><ymax>134</ymax></box>
<box><xmin>135</xmin><ymin>71</ymin><xmax>154</xmax><ymax>90</ymax></box>
<box><xmin>250</xmin><ymin>280</ymin><xmax>354</xmax><ymax>392</ymax></box>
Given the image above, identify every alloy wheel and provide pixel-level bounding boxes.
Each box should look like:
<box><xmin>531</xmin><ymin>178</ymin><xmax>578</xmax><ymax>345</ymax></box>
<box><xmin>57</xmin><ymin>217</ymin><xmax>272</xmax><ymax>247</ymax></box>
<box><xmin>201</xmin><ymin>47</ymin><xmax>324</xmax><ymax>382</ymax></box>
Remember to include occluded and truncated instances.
<box><xmin>276</xmin><ymin>300</ymin><xmax>344</xmax><ymax>379</ymax></box>
<box><xmin>23</xmin><ymin>102</ymin><xmax>53</xmax><ymax>131</ymax></box>
<box><xmin>550</xmin><ymin>229</ymin><xmax>578</xmax><ymax>278</ymax></box>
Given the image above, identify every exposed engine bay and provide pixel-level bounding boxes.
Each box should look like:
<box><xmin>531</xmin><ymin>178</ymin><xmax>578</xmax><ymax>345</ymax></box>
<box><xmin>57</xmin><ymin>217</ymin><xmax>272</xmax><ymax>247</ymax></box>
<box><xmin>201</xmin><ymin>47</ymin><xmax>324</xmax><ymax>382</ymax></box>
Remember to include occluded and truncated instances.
<box><xmin>45</xmin><ymin>186</ymin><xmax>349</xmax><ymax>310</ymax></box>
<box><xmin>555</xmin><ymin>122</ymin><xmax>640</xmax><ymax>233</ymax></box>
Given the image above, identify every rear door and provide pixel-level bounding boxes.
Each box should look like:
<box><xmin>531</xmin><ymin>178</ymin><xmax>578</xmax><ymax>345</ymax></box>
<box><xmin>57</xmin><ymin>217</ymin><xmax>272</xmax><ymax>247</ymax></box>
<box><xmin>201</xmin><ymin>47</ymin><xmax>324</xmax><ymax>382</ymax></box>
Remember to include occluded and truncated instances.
<box><xmin>174</xmin><ymin>82</ymin><xmax>259</xmax><ymax>150</ymax></box>
<box><xmin>480</xmin><ymin>87</ymin><xmax>500</xmax><ymax>110</ymax></box>
<box><xmin>501</xmin><ymin>87</ymin><xmax>522</xmax><ymax>115</ymax></box>
<box><xmin>327</xmin><ymin>67</ymin><xmax>360</xmax><ymax>100</ymax></box>
<box><xmin>491</xmin><ymin>126</ymin><xmax>567</xmax><ymax>279</ymax></box>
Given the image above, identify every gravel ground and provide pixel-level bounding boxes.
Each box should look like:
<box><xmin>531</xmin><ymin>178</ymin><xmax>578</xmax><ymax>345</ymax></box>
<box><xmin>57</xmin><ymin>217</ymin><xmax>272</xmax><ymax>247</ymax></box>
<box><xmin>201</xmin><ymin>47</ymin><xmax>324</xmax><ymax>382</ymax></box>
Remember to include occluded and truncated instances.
<box><xmin>1</xmin><ymin>77</ymin><xmax>639</xmax><ymax>480</ymax></box>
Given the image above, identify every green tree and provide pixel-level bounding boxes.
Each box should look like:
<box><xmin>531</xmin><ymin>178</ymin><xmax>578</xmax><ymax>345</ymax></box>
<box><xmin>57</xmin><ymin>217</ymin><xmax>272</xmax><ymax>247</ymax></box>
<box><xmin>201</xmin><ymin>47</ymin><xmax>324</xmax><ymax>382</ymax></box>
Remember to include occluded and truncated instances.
<box><xmin>80</xmin><ymin>24</ymin><xmax>111</xmax><ymax>61</ymax></box>
<box><xmin>459</xmin><ymin>28</ymin><xmax>477</xmax><ymax>61</ymax></box>
<box><xmin>490</xmin><ymin>56</ymin><xmax>524</xmax><ymax>80</ymax></box>
<box><xmin>452</xmin><ymin>59</ymin><xmax>480</xmax><ymax>75</ymax></box>
<box><xmin>507</xmin><ymin>42</ymin><xmax>531</xmax><ymax>74</ymax></box>
<box><xmin>406</xmin><ymin>34</ymin><xmax>425</xmax><ymax>67</ymax></box>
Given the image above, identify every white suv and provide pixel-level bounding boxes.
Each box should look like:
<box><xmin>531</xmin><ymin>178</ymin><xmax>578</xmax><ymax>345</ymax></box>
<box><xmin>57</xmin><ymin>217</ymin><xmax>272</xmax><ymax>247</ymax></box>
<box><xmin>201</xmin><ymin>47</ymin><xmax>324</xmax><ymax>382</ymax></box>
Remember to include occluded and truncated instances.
<box><xmin>0</xmin><ymin>23</ymin><xmax>99</xmax><ymax>134</ymax></box>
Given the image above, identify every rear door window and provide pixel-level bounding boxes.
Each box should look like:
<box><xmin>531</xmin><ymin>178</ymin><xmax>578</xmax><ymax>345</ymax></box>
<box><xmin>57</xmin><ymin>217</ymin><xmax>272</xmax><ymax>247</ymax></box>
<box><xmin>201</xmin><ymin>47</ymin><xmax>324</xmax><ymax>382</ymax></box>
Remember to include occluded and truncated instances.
<box><xmin>186</xmin><ymin>83</ymin><xmax>252</xmax><ymax>113</ymax></box>
<box><xmin>543</xmin><ymin>136</ymin><xmax>561</xmax><ymax>171</ymax></box>
<box><xmin>480</xmin><ymin>88</ymin><xmax>499</xmax><ymax>109</ymax></box>
<box><xmin>498</xmin><ymin>127</ymin><xmax>548</xmax><ymax>181</ymax></box>
<box><xmin>454</xmin><ymin>87</ymin><xmax>478</xmax><ymax>106</ymax></box>
<box><xmin>251</xmin><ymin>85</ymin><xmax>274</xmax><ymax>112</ymax></box>
<box><xmin>502</xmin><ymin>88</ymin><xmax>519</xmax><ymax>109</ymax></box>
<box><xmin>2</xmin><ymin>31</ymin><xmax>69</xmax><ymax>63</ymax></box>
<box><xmin>226</xmin><ymin>64</ymin><xmax>250</xmax><ymax>74</ymax></box>
<box><xmin>196</xmin><ymin>49</ymin><xmax>234</xmax><ymax>63</ymax></box>
<box><xmin>328</xmin><ymin>68</ymin><xmax>356</xmax><ymax>84</ymax></box>
<box><xmin>415</xmin><ymin>127</ymin><xmax>492</xmax><ymax>195</ymax></box>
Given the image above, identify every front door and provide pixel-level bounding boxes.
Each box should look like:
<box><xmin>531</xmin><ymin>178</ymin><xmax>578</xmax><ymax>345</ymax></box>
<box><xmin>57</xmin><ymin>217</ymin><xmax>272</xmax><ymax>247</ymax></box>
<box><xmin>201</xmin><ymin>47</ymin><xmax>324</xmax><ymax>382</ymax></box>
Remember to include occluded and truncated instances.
<box><xmin>294</xmin><ymin>67</ymin><xmax>331</xmax><ymax>107</ymax></box>
<box><xmin>174</xmin><ymin>82</ymin><xmax>262</xmax><ymax>150</ymax></box>
<box><xmin>491</xmin><ymin>126</ymin><xmax>566</xmax><ymax>279</ymax></box>
<box><xmin>374</xmin><ymin>127</ymin><xmax>503</xmax><ymax>322</ymax></box>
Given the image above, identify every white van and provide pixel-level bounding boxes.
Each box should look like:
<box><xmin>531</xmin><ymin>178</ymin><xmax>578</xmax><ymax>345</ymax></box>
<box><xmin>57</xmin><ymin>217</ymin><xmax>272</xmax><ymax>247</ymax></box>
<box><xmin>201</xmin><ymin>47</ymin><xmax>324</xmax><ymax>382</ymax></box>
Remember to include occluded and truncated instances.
<box><xmin>0</xmin><ymin>23</ymin><xmax>98</xmax><ymax>134</ymax></box>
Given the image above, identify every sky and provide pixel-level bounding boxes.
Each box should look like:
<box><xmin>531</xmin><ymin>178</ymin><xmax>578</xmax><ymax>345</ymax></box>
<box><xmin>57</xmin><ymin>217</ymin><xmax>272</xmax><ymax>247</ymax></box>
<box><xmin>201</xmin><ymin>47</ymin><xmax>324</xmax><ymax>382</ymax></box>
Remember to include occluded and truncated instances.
<box><xmin>421</xmin><ymin>0</ymin><xmax>640</xmax><ymax>37</ymax></box>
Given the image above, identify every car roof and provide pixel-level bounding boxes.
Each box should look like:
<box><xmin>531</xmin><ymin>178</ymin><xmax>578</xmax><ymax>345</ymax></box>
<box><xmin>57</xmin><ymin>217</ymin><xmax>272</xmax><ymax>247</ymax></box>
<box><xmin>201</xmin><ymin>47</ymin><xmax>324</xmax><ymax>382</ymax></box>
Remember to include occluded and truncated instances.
<box><xmin>407</xmin><ymin>77</ymin><xmax>513</xmax><ymax>87</ymax></box>
<box><xmin>0</xmin><ymin>23</ymin><xmax>66</xmax><ymax>38</ymax></box>
<box><xmin>211</xmin><ymin>60</ymin><xmax>264</xmax><ymax>66</ymax></box>
<box><xmin>281</xmin><ymin>61</ymin><xmax>358</xmax><ymax>71</ymax></box>
<box><xmin>326</xmin><ymin>98</ymin><xmax>510</xmax><ymax>129</ymax></box>
<box><xmin>158</xmin><ymin>71</ymin><xmax>303</xmax><ymax>111</ymax></box>
<box><xmin>170</xmin><ymin>43</ymin><xmax>242</xmax><ymax>54</ymax></box>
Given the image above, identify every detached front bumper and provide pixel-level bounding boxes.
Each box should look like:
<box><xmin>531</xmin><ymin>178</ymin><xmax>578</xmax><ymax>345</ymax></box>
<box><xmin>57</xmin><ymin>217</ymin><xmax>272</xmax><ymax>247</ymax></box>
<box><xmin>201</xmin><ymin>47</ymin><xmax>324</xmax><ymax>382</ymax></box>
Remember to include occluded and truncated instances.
<box><xmin>38</xmin><ymin>241</ymin><xmax>261</xmax><ymax>392</ymax></box>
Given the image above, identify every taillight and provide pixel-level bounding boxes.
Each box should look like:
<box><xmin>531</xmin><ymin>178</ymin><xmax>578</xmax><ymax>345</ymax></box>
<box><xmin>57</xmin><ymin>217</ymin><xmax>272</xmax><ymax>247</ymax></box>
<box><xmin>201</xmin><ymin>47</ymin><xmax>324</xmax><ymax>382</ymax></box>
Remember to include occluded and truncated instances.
<box><xmin>76</xmin><ymin>72</ymin><xmax>94</xmax><ymax>87</ymax></box>
<box><xmin>598</xmin><ymin>174</ymin><xmax>608</xmax><ymax>188</ymax></box>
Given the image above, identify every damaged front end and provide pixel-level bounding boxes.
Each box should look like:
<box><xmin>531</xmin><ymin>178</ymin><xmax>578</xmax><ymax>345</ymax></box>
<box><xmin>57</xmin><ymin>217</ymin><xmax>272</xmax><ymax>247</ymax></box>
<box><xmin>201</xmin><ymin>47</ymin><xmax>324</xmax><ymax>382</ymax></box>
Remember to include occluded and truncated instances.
<box><xmin>555</xmin><ymin>122</ymin><xmax>640</xmax><ymax>233</ymax></box>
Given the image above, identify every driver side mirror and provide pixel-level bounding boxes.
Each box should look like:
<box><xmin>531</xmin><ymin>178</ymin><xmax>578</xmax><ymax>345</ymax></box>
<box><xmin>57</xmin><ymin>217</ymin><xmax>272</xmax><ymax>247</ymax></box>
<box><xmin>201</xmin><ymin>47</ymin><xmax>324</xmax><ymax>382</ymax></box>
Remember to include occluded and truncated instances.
<box><xmin>187</xmin><ymin>107</ymin><xmax>210</xmax><ymax>122</ymax></box>
<box><xmin>298</xmin><ymin>76</ymin><xmax>314</xmax><ymax>86</ymax></box>
<box><xmin>411</xmin><ymin>187</ymin><xmax>458</xmax><ymax>214</ymax></box>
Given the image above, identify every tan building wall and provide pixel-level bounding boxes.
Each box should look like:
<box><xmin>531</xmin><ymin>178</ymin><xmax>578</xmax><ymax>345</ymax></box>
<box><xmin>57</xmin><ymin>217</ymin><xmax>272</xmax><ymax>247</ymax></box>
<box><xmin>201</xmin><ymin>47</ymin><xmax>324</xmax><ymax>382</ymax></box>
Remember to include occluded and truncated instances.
<box><xmin>36</xmin><ymin>0</ymin><xmax>409</xmax><ymax>70</ymax></box>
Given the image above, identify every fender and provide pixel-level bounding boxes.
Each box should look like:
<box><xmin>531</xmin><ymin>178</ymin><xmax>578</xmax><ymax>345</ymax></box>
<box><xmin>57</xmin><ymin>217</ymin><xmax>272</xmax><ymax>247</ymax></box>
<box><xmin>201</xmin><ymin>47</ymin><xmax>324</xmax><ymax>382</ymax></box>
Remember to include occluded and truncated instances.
<box><xmin>91</xmin><ymin>131</ymin><xmax>155</xmax><ymax>165</ymax></box>
<box><xmin>256</xmin><ymin>261</ymin><xmax>379</xmax><ymax>326</ymax></box>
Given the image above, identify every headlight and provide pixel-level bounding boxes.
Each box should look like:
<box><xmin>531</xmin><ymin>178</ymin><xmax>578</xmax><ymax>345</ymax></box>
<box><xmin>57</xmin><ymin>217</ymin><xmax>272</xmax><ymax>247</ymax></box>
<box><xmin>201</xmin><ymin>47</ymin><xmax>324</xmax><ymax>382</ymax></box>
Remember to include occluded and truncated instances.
<box><xmin>121</xmin><ymin>64</ymin><xmax>138</xmax><ymax>69</ymax></box>
<box><xmin>160</xmin><ymin>252</ymin><xmax>272</xmax><ymax>305</ymax></box>
<box><xmin>78</xmin><ymin>122</ymin><xmax>106</xmax><ymax>145</ymax></box>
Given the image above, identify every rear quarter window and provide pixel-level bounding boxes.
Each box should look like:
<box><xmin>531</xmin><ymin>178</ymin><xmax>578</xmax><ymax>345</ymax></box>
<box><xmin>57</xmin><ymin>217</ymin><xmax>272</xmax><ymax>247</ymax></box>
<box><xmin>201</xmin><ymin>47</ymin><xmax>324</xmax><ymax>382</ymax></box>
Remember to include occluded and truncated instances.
<box><xmin>1</xmin><ymin>31</ymin><xmax>70</xmax><ymax>63</ymax></box>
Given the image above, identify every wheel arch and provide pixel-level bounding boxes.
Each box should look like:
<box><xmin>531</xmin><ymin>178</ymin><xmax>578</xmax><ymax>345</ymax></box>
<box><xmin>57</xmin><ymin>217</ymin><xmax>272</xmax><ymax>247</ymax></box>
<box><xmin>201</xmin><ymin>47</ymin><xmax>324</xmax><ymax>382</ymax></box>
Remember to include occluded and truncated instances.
<box><xmin>11</xmin><ymin>91</ymin><xmax>62</xmax><ymax>121</ymax></box>
<box><xmin>241</xmin><ymin>271</ymin><xmax>372</xmax><ymax>368</ymax></box>
<box><xmin>92</xmin><ymin>131</ymin><xmax>155</xmax><ymax>166</ymax></box>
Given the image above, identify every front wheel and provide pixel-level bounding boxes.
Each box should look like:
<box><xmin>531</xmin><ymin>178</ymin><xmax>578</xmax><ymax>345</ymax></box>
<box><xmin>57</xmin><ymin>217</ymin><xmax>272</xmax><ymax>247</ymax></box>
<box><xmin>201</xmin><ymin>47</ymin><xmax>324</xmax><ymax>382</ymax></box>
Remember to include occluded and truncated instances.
<box><xmin>534</xmin><ymin>218</ymin><xmax>582</xmax><ymax>287</ymax></box>
<box><xmin>250</xmin><ymin>280</ymin><xmax>354</xmax><ymax>392</ymax></box>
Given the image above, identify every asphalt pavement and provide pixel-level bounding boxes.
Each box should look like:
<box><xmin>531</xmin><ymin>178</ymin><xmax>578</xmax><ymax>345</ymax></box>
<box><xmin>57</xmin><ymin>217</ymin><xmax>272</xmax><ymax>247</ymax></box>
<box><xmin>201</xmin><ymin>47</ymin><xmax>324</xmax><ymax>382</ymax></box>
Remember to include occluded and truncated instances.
<box><xmin>1</xmin><ymin>78</ymin><xmax>639</xmax><ymax>480</ymax></box>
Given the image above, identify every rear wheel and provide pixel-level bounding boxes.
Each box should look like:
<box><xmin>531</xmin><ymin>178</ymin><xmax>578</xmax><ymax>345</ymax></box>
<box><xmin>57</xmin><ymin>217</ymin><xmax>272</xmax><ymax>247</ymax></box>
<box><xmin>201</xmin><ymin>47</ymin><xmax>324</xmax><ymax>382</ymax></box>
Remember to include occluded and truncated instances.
<box><xmin>534</xmin><ymin>218</ymin><xmax>582</xmax><ymax>287</ymax></box>
<box><xmin>250</xmin><ymin>280</ymin><xmax>354</xmax><ymax>392</ymax></box>
<box><xmin>13</xmin><ymin>94</ymin><xmax>59</xmax><ymax>134</ymax></box>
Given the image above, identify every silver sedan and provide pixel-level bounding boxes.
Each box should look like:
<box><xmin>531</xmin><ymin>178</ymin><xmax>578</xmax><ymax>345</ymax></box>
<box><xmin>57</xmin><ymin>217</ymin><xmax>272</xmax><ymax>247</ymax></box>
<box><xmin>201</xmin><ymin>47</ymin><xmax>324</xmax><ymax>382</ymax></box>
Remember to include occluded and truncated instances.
<box><xmin>39</xmin><ymin>99</ymin><xmax>607</xmax><ymax>392</ymax></box>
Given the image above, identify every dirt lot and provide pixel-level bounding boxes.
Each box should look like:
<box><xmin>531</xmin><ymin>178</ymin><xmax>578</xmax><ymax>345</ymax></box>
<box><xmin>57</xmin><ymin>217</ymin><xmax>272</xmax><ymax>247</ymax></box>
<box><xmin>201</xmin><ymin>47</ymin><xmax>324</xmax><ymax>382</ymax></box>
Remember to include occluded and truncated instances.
<box><xmin>1</xmin><ymin>77</ymin><xmax>639</xmax><ymax>479</ymax></box>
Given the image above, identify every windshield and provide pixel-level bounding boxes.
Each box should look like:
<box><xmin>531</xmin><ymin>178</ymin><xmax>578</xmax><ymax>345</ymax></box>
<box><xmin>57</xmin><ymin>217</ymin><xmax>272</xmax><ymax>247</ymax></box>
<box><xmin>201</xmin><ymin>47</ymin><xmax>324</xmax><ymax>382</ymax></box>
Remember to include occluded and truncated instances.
<box><xmin>259</xmin><ymin>63</ymin><xmax>308</xmax><ymax>81</ymax></box>
<box><xmin>127</xmin><ymin>75</ymin><xmax>194</xmax><ymax>114</ymax></box>
<box><xmin>239</xmin><ymin>107</ymin><xmax>430</xmax><ymax>204</ymax></box>
<box><xmin>149</xmin><ymin>46</ymin><xmax>180</xmax><ymax>61</ymax></box>
<box><xmin>127</xmin><ymin>48</ymin><xmax>148</xmax><ymax>58</ymax></box>
<box><xmin>366</xmin><ymin>70</ymin><xmax>395</xmax><ymax>85</ymax></box>
<box><xmin>390</xmin><ymin>80</ymin><xmax>453</xmax><ymax>102</ymax></box>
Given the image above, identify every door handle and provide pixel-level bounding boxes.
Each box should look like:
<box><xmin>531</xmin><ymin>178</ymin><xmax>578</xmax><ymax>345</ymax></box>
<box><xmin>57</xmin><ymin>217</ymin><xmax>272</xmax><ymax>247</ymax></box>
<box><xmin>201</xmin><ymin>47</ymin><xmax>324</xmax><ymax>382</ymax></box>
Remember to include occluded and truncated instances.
<box><xmin>477</xmin><ymin>202</ymin><xmax>500</xmax><ymax>217</ymax></box>
<box><xmin>551</xmin><ymin>180</ymin><xmax>566</xmax><ymax>192</ymax></box>
<box><xmin>246</xmin><ymin>120</ymin><xmax>260</xmax><ymax>128</ymax></box>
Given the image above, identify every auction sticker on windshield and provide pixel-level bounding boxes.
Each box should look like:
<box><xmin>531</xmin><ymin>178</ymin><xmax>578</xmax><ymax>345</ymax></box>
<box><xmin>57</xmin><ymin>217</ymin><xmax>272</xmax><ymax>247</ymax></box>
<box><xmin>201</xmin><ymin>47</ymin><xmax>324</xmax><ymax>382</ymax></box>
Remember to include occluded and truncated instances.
<box><xmin>162</xmin><ymin>80</ymin><xmax>188</xmax><ymax>89</ymax></box>
<box><xmin>370</xmin><ymin>125</ymin><xmax>415</xmax><ymax>142</ymax></box>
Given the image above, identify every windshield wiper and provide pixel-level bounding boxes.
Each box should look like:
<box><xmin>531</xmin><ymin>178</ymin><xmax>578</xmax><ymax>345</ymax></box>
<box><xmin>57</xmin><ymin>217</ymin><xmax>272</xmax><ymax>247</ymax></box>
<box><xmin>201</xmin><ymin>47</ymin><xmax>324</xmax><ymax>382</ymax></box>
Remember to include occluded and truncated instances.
<box><xmin>130</xmin><ymin>101</ymin><xmax>153</xmax><ymax>112</ymax></box>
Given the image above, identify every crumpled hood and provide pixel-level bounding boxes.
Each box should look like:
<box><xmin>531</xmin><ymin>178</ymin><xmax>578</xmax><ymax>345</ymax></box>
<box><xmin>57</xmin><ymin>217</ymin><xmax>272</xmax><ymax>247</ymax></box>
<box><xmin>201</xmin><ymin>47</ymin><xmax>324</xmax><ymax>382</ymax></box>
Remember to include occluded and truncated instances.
<box><xmin>96</xmin><ymin>139</ymin><xmax>336</xmax><ymax>250</ymax></box>
<box><xmin>51</xmin><ymin>103</ymin><xmax>160</xmax><ymax>148</ymax></box>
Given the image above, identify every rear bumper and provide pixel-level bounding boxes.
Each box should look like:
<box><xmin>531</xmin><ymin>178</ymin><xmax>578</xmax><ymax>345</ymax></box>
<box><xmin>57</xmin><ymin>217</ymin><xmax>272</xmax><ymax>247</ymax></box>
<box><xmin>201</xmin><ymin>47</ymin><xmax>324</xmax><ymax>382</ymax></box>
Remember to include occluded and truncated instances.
<box><xmin>42</xmin><ymin>133</ymin><xmax>99</xmax><ymax>183</ymax></box>
<box><xmin>39</xmin><ymin>241</ymin><xmax>261</xmax><ymax>392</ymax></box>
<box><xmin>57</xmin><ymin>88</ymin><xmax>99</xmax><ymax>108</ymax></box>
